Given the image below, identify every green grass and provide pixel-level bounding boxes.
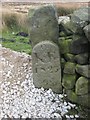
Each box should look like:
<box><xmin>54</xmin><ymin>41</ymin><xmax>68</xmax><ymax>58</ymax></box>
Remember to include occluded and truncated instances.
<box><xmin>2</xmin><ymin>11</ymin><xmax>31</xmax><ymax>54</ymax></box>
<box><xmin>2</xmin><ymin>32</ymin><xmax>32</xmax><ymax>55</ymax></box>
<box><xmin>2</xmin><ymin>12</ymin><xmax>28</xmax><ymax>33</ymax></box>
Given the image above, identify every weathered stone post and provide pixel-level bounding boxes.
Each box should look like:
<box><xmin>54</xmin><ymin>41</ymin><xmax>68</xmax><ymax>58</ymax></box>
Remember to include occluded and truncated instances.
<box><xmin>28</xmin><ymin>5</ymin><xmax>62</xmax><ymax>93</ymax></box>
<box><xmin>28</xmin><ymin>5</ymin><xmax>59</xmax><ymax>47</ymax></box>
<box><xmin>32</xmin><ymin>41</ymin><xmax>62</xmax><ymax>93</ymax></box>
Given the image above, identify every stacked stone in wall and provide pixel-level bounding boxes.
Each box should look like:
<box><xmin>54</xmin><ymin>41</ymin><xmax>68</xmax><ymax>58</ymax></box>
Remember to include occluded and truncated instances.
<box><xmin>29</xmin><ymin>5</ymin><xmax>90</xmax><ymax>108</ymax></box>
<box><xmin>59</xmin><ymin>7</ymin><xmax>90</xmax><ymax>108</ymax></box>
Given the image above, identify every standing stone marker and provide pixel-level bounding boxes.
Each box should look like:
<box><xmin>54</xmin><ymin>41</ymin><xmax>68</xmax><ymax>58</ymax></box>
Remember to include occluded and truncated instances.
<box><xmin>28</xmin><ymin>5</ymin><xmax>59</xmax><ymax>47</ymax></box>
<box><xmin>32</xmin><ymin>41</ymin><xmax>62</xmax><ymax>93</ymax></box>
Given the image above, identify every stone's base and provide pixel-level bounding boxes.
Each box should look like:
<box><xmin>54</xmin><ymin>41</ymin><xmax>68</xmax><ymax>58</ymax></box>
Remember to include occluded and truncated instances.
<box><xmin>32</xmin><ymin>41</ymin><xmax>62</xmax><ymax>93</ymax></box>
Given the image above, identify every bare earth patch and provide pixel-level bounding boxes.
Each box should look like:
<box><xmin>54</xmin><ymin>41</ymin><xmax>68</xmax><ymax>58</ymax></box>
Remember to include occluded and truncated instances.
<box><xmin>0</xmin><ymin>45</ymin><xmax>32</xmax><ymax>96</ymax></box>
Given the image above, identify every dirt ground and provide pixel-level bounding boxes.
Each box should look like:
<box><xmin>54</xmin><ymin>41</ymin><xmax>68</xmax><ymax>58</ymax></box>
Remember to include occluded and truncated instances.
<box><xmin>0</xmin><ymin>45</ymin><xmax>32</xmax><ymax>96</ymax></box>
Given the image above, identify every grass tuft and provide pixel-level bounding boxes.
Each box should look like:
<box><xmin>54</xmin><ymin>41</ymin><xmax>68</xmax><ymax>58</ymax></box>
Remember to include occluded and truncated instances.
<box><xmin>57</xmin><ymin>7</ymin><xmax>76</xmax><ymax>16</ymax></box>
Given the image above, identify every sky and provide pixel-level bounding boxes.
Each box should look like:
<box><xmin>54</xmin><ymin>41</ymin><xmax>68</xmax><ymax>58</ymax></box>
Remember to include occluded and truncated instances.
<box><xmin>1</xmin><ymin>0</ymin><xmax>90</xmax><ymax>3</ymax></box>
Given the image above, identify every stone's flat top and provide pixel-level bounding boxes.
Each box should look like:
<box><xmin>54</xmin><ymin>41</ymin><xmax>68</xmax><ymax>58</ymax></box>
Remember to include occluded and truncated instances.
<box><xmin>0</xmin><ymin>45</ymin><xmax>79</xmax><ymax>119</ymax></box>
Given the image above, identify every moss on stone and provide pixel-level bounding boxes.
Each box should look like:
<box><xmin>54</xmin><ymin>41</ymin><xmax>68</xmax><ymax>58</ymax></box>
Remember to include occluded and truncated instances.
<box><xmin>59</xmin><ymin>31</ymin><xmax>67</xmax><ymax>37</ymax></box>
<box><xmin>64</xmin><ymin>53</ymin><xmax>75</xmax><ymax>62</ymax></box>
<box><xmin>76</xmin><ymin>64</ymin><xmax>90</xmax><ymax>78</ymax></box>
<box><xmin>58</xmin><ymin>39</ymin><xmax>72</xmax><ymax>54</ymax></box>
<box><xmin>77</xmin><ymin>94</ymin><xmax>90</xmax><ymax>108</ymax></box>
<box><xmin>62</xmin><ymin>74</ymin><xmax>76</xmax><ymax>89</ymax></box>
<box><xmin>75</xmin><ymin>77</ymin><xmax>89</xmax><ymax>95</ymax></box>
<box><xmin>74</xmin><ymin>53</ymin><xmax>88</xmax><ymax>65</ymax></box>
<box><xmin>67</xmin><ymin>90</ymin><xmax>78</xmax><ymax>103</ymax></box>
<box><xmin>64</xmin><ymin>62</ymin><xmax>76</xmax><ymax>74</ymax></box>
<box><xmin>67</xmin><ymin>90</ymin><xmax>90</xmax><ymax>108</ymax></box>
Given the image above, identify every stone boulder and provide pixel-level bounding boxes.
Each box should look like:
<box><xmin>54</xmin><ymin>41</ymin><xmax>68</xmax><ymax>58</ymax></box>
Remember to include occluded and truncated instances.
<box><xmin>58</xmin><ymin>35</ymin><xmax>89</xmax><ymax>55</ymax></box>
<box><xmin>83</xmin><ymin>24</ymin><xmax>90</xmax><ymax>42</ymax></box>
<box><xmin>76</xmin><ymin>64</ymin><xmax>90</xmax><ymax>78</ymax></box>
<box><xmin>58</xmin><ymin>38</ymin><xmax>72</xmax><ymax>54</ymax></box>
<box><xmin>64</xmin><ymin>53</ymin><xmax>75</xmax><ymax>62</ymax></box>
<box><xmin>70</xmin><ymin>35</ymin><xmax>88</xmax><ymax>54</ymax></box>
<box><xmin>64</xmin><ymin>62</ymin><xmax>76</xmax><ymax>74</ymax></box>
<box><xmin>67</xmin><ymin>90</ymin><xmax>77</xmax><ymax>103</ymax></box>
<box><xmin>75</xmin><ymin>77</ymin><xmax>89</xmax><ymax>95</ymax></box>
<box><xmin>59</xmin><ymin>21</ymin><xmax>84</xmax><ymax>36</ymax></box>
<box><xmin>62</xmin><ymin>74</ymin><xmax>76</xmax><ymax>90</ymax></box>
<box><xmin>67</xmin><ymin>90</ymin><xmax>90</xmax><ymax>108</ymax></box>
<box><xmin>71</xmin><ymin>7</ymin><xmax>90</xmax><ymax>28</ymax></box>
<box><xmin>32</xmin><ymin>41</ymin><xmax>62</xmax><ymax>93</ymax></box>
<box><xmin>28</xmin><ymin>5</ymin><xmax>59</xmax><ymax>47</ymax></box>
<box><xmin>74</xmin><ymin>53</ymin><xmax>89</xmax><ymax>65</ymax></box>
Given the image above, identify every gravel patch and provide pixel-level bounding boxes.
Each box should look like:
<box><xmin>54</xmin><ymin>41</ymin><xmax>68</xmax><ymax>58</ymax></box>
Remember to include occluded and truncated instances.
<box><xmin>0</xmin><ymin>45</ymin><xmax>79</xmax><ymax>119</ymax></box>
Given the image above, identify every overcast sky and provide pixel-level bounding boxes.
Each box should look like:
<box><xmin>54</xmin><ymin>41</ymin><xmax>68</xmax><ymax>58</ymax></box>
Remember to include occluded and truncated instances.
<box><xmin>1</xmin><ymin>0</ymin><xmax>90</xmax><ymax>3</ymax></box>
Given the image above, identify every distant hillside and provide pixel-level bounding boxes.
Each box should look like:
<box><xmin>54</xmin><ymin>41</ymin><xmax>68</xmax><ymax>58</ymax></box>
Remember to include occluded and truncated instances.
<box><xmin>1</xmin><ymin>0</ymin><xmax>90</xmax><ymax>3</ymax></box>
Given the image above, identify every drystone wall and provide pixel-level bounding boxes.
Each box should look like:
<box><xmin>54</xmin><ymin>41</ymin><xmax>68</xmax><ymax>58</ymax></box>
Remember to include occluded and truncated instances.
<box><xmin>28</xmin><ymin>6</ymin><xmax>90</xmax><ymax>108</ymax></box>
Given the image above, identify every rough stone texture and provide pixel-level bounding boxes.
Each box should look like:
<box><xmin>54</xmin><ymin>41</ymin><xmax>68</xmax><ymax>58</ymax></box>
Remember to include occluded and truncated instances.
<box><xmin>64</xmin><ymin>62</ymin><xmax>76</xmax><ymax>74</ymax></box>
<box><xmin>76</xmin><ymin>64</ymin><xmax>90</xmax><ymax>78</ymax></box>
<box><xmin>75</xmin><ymin>77</ymin><xmax>89</xmax><ymax>95</ymax></box>
<box><xmin>58</xmin><ymin>7</ymin><xmax>90</xmax><ymax>109</ymax></box>
<box><xmin>62</xmin><ymin>74</ymin><xmax>76</xmax><ymax>90</ymax></box>
<box><xmin>58</xmin><ymin>39</ymin><xmax>72</xmax><ymax>54</ymax></box>
<box><xmin>83</xmin><ymin>24</ymin><xmax>90</xmax><ymax>42</ymax></box>
<box><xmin>70</xmin><ymin>35</ymin><xmax>89</xmax><ymax>54</ymax></box>
<box><xmin>28</xmin><ymin>5</ymin><xmax>59</xmax><ymax>47</ymax></box>
<box><xmin>71</xmin><ymin>7</ymin><xmax>90</xmax><ymax>28</ymax></box>
<box><xmin>32</xmin><ymin>41</ymin><xmax>62</xmax><ymax>93</ymax></box>
<box><xmin>59</xmin><ymin>21</ymin><xmax>78</xmax><ymax>36</ymax></box>
<box><xmin>64</xmin><ymin>53</ymin><xmax>75</xmax><ymax>62</ymax></box>
<box><xmin>58</xmin><ymin>35</ymin><xmax>89</xmax><ymax>55</ymax></box>
<box><xmin>67</xmin><ymin>90</ymin><xmax>77</xmax><ymax>103</ymax></box>
<box><xmin>74</xmin><ymin>53</ymin><xmax>89</xmax><ymax>65</ymax></box>
<box><xmin>77</xmin><ymin>94</ymin><xmax>90</xmax><ymax>108</ymax></box>
<box><xmin>67</xmin><ymin>90</ymin><xmax>90</xmax><ymax>108</ymax></box>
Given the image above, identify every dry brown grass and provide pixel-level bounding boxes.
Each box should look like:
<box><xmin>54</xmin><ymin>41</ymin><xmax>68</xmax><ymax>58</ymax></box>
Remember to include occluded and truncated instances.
<box><xmin>2</xmin><ymin>5</ymin><xmax>28</xmax><ymax>32</ymax></box>
<box><xmin>1</xmin><ymin>3</ymin><xmax>41</xmax><ymax>32</ymax></box>
<box><xmin>55</xmin><ymin>2</ymin><xmax>88</xmax><ymax>9</ymax></box>
<box><xmin>1</xmin><ymin>2</ymin><xmax>89</xmax><ymax>32</ymax></box>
